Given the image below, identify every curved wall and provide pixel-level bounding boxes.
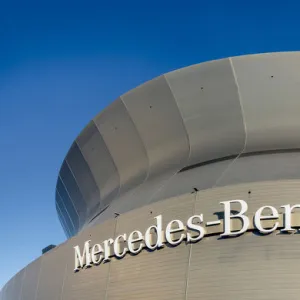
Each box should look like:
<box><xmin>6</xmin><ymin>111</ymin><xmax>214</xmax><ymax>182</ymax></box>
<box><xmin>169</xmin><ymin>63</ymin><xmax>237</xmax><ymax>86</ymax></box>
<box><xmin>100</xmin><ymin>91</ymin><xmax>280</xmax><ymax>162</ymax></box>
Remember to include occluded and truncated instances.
<box><xmin>3</xmin><ymin>52</ymin><xmax>300</xmax><ymax>300</ymax></box>
<box><xmin>56</xmin><ymin>51</ymin><xmax>300</xmax><ymax>236</ymax></box>
<box><xmin>3</xmin><ymin>180</ymin><xmax>300</xmax><ymax>299</ymax></box>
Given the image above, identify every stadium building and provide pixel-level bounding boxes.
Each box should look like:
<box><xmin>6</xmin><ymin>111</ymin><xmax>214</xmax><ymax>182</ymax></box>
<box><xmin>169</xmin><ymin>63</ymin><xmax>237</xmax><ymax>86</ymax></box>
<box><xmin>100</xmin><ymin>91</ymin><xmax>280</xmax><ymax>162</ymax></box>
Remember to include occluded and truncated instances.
<box><xmin>3</xmin><ymin>52</ymin><xmax>300</xmax><ymax>299</ymax></box>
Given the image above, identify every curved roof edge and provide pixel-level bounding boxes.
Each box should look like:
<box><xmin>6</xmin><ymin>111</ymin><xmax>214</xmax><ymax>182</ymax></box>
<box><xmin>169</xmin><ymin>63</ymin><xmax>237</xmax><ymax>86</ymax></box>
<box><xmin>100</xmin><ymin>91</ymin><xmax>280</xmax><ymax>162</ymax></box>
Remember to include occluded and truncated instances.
<box><xmin>56</xmin><ymin>51</ymin><xmax>300</xmax><ymax>236</ymax></box>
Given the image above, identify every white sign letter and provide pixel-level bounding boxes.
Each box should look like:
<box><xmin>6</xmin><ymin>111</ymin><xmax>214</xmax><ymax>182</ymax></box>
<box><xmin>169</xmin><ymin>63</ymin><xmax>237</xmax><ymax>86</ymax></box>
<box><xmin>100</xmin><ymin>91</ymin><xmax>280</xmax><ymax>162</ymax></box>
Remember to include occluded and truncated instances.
<box><xmin>186</xmin><ymin>214</ymin><xmax>205</xmax><ymax>242</ymax></box>
<box><xmin>74</xmin><ymin>240</ymin><xmax>92</xmax><ymax>271</ymax></box>
<box><xmin>254</xmin><ymin>206</ymin><xmax>279</xmax><ymax>233</ymax></box>
<box><xmin>91</xmin><ymin>243</ymin><xmax>104</xmax><ymax>265</ymax></box>
<box><xmin>145</xmin><ymin>215</ymin><xmax>164</xmax><ymax>250</ymax></box>
<box><xmin>281</xmin><ymin>204</ymin><xmax>300</xmax><ymax>232</ymax></box>
<box><xmin>114</xmin><ymin>234</ymin><xmax>127</xmax><ymax>258</ymax></box>
<box><xmin>103</xmin><ymin>238</ymin><xmax>114</xmax><ymax>262</ymax></box>
<box><xmin>220</xmin><ymin>200</ymin><xmax>249</xmax><ymax>237</ymax></box>
<box><xmin>128</xmin><ymin>230</ymin><xmax>144</xmax><ymax>254</ymax></box>
<box><xmin>165</xmin><ymin>219</ymin><xmax>185</xmax><ymax>246</ymax></box>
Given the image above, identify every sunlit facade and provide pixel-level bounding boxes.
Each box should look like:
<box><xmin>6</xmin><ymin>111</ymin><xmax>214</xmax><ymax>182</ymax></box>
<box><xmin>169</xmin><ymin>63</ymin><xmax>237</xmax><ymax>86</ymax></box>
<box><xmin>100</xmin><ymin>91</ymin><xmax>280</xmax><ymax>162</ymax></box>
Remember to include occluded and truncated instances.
<box><xmin>2</xmin><ymin>52</ymin><xmax>300</xmax><ymax>299</ymax></box>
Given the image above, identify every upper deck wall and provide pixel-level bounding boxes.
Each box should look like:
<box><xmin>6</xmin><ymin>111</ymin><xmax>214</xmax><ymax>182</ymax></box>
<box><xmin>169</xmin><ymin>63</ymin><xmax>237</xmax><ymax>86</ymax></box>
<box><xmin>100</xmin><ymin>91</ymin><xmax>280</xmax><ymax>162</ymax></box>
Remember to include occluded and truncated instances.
<box><xmin>55</xmin><ymin>52</ymin><xmax>300</xmax><ymax>236</ymax></box>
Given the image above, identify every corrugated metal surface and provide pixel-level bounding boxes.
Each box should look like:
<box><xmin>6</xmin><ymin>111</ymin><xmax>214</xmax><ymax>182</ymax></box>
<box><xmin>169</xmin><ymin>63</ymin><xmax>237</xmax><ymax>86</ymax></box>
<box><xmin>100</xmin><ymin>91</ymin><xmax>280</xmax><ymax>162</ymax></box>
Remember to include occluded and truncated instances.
<box><xmin>5</xmin><ymin>180</ymin><xmax>300</xmax><ymax>299</ymax></box>
<box><xmin>107</xmin><ymin>243</ymin><xmax>190</xmax><ymax>300</ymax></box>
<box><xmin>5</xmin><ymin>52</ymin><xmax>300</xmax><ymax>299</ymax></box>
<box><xmin>187</xmin><ymin>232</ymin><xmax>300</xmax><ymax>300</ymax></box>
<box><xmin>19</xmin><ymin>258</ymin><xmax>41</xmax><ymax>300</ymax></box>
<box><xmin>8</xmin><ymin>269</ymin><xmax>24</xmax><ymax>300</ymax></box>
<box><xmin>61</xmin><ymin>218</ymin><xmax>116</xmax><ymax>300</ymax></box>
<box><xmin>35</xmin><ymin>244</ymin><xmax>67</xmax><ymax>300</ymax></box>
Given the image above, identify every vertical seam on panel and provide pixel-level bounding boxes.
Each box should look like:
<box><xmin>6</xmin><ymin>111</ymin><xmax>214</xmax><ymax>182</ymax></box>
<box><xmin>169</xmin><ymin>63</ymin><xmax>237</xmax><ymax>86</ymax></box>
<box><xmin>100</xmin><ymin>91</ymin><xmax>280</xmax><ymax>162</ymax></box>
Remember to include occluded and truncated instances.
<box><xmin>119</xmin><ymin>95</ymin><xmax>151</xmax><ymax>188</ymax></box>
<box><xmin>56</xmin><ymin>202</ymin><xmax>67</xmax><ymax>235</ymax></box>
<box><xmin>59</xmin><ymin>174</ymin><xmax>80</xmax><ymax>219</ymax></box>
<box><xmin>213</xmin><ymin>58</ymin><xmax>248</xmax><ymax>187</ymax></box>
<box><xmin>56</xmin><ymin>203</ymin><xmax>72</xmax><ymax>238</ymax></box>
<box><xmin>33</xmin><ymin>259</ymin><xmax>43</xmax><ymax>300</ymax></box>
<box><xmin>230</xmin><ymin>57</ymin><xmax>248</xmax><ymax>153</ymax></box>
<box><xmin>75</xmin><ymin>140</ymin><xmax>102</xmax><ymax>211</ymax></box>
<box><xmin>92</xmin><ymin>119</ymin><xmax>122</xmax><ymax>203</ymax></box>
<box><xmin>5</xmin><ymin>276</ymin><xmax>15</xmax><ymax>300</ymax></box>
<box><xmin>56</xmin><ymin>204</ymin><xmax>70</xmax><ymax>237</ymax></box>
<box><xmin>65</xmin><ymin>160</ymin><xmax>83</xmax><ymax>199</ymax></box>
<box><xmin>60</xmin><ymin>263</ymin><xmax>68</xmax><ymax>300</ymax></box>
<box><xmin>104</xmin><ymin>218</ymin><xmax>118</xmax><ymax>300</ymax></box>
<box><xmin>184</xmin><ymin>193</ymin><xmax>196</xmax><ymax>300</ymax></box>
<box><xmin>10</xmin><ymin>276</ymin><xmax>15</xmax><ymax>299</ymax></box>
<box><xmin>57</xmin><ymin>189</ymin><xmax>76</xmax><ymax>234</ymax></box>
<box><xmin>147</xmin><ymin>170</ymin><xmax>177</xmax><ymax>204</ymax></box>
<box><xmin>164</xmin><ymin>74</ymin><xmax>192</xmax><ymax>164</ymax></box>
<box><xmin>146</xmin><ymin>75</ymin><xmax>192</xmax><ymax>204</ymax></box>
<box><xmin>18</xmin><ymin>268</ymin><xmax>26</xmax><ymax>300</ymax></box>
<box><xmin>65</xmin><ymin>159</ymin><xmax>87</xmax><ymax>225</ymax></box>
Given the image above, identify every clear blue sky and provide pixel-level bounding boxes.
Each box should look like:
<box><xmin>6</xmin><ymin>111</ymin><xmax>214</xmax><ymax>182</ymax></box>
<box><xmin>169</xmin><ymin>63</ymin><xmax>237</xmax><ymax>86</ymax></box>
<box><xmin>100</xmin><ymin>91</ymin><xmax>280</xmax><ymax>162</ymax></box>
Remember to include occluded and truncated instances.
<box><xmin>0</xmin><ymin>0</ymin><xmax>300</xmax><ymax>288</ymax></box>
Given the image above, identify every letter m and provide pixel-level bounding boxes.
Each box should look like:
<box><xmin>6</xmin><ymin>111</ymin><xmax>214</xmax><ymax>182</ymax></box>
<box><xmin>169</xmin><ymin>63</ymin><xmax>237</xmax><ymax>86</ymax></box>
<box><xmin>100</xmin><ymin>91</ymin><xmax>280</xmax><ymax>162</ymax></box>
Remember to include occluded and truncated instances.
<box><xmin>74</xmin><ymin>240</ymin><xmax>92</xmax><ymax>271</ymax></box>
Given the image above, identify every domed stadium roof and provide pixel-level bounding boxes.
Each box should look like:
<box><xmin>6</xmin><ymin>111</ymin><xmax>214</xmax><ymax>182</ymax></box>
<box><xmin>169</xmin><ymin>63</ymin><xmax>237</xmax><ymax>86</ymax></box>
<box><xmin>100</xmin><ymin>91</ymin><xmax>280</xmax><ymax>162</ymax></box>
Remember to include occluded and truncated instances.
<box><xmin>56</xmin><ymin>52</ymin><xmax>300</xmax><ymax>236</ymax></box>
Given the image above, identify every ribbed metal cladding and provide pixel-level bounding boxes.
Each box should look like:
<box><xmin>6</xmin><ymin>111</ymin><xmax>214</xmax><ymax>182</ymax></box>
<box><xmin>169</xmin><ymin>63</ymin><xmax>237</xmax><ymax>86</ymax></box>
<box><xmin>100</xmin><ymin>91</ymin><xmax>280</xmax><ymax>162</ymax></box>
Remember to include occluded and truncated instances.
<box><xmin>18</xmin><ymin>258</ymin><xmax>42</xmax><ymax>300</ymax></box>
<box><xmin>5</xmin><ymin>50</ymin><xmax>300</xmax><ymax>300</ymax></box>
<box><xmin>52</xmin><ymin>51</ymin><xmax>300</xmax><ymax>239</ymax></box>
<box><xmin>4</xmin><ymin>180</ymin><xmax>300</xmax><ymax>299</ymax></box>
<box><xmin>61</xmin><ymin>218</ymin><xmax>117</xmax><ymax>300</ymax></box>
<box><xmin>35</xmin><ymin>244</ymin><xmax>67</xmax><ymax>300</ymax></box>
